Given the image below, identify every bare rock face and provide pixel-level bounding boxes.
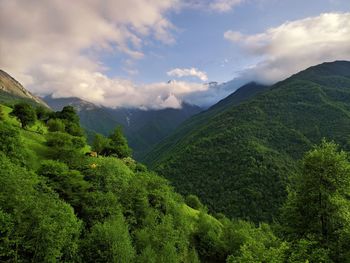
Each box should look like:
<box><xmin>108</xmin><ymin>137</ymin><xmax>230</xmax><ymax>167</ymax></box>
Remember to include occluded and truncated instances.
<box><xmin>0</xmin><ymin>70</ymin><xmax>50</xmax><ymax>108</ymax></box>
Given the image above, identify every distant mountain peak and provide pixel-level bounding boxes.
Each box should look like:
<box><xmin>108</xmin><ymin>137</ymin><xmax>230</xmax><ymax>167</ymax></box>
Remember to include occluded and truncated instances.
<box><xmin>43</xmin><ymin>95</ymin><xmax>98</xmax><ymax>112</ymax></box>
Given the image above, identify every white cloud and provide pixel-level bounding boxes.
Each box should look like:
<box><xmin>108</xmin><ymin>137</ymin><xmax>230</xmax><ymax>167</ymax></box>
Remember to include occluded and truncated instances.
<box><xmin>224</xmin><ymin>31</ymin><xmax>244</xmax><ymax>42</ymax></box>
<box><xmin>209</xmin><ymin>0</ymin><xmax>245</xmax><ymax>12</ymax></box>
<box><xmin>167</xmin><ymin>68</ymin><xmax>208</xmax><ymax>81</ymax></box>
<box><xmin>42</xmin><ymin>66</ymin><xmax>207</xmax><ymax>109</ymax></box>
<box><xmin>0</xmin><ymin>0</ymin><xmax>202</xmax><ymax>109</ymax></box>
<box><xmin>183</xmin><ymin>0</ymin><xmax>245</xmax><ymax>12</ymax></box>
<box><xmin>224</xmin><ymin>12</ymin><xmax>350</xmax><ymax>83</ymax></box>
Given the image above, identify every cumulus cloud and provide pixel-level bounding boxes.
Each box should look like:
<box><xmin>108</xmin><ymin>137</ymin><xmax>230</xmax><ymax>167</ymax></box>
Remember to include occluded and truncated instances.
<box><xmin>167</xmin><ymin>68</ymin><xmax>208</xmax><ymax>81</ymax></box>
<box><xmin>0</xmin><ymin>0</ymin><xmax>207</xmax><ymax>109</ymax></box>
<box><xmin>224</xmin><ymin>12</ymin><xmax>350</xmax><ymax>83</ymax></box>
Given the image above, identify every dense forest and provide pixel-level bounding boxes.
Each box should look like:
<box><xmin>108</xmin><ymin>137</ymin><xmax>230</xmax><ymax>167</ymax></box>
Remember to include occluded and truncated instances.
<box><xmin>145</xmin><ymin>61</ymin><xmax>350</xmax><ymax>223</ymax></box>
<box><xmin>1</xmin><ymin>96</ymin><xmax>350</xmax><ymax>262</ymax></box>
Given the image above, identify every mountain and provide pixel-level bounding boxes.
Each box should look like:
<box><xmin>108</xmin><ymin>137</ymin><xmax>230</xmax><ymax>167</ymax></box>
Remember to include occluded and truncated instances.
<box><xmin>143</xmin><ymin>82</ymin><xmax>270</xmax><ymax>166</ymax></box>
<box><xmin>0</xmin><ymin>70</ymin><xmax>49</xmax><ymax>108</ymax></box>
<box><xmin>0</xmin><ymin>93</ymin><xmax>291</xmax><ymax>263</ymax></box>
<box><xmin>43</xmin><ymin>96</ymin><xmax>202</xmax><ymax>160</ymax></box>
<box><xmin>208</xmin><ymin>82</ymin><xmax>269</xmax><ymax>112</ymax></box>
<box><xmin>144</xmin><ymin>61</ymin><xmax>350</xmax><ymax>222</ymax></box>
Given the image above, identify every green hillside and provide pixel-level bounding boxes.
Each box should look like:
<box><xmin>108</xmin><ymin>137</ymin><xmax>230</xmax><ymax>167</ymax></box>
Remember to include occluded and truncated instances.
<box><xmin>2</xmin><ymin>72</ymin><xmax>350</xmax><ymax>261</ymax></box>
<box><xmin>0</xmin><ymin>102</ymin><xmax>293</xmax><ymax>262</ymax></box>
<box><xmin>145</xmin><ymin>61</ymin><xmax>350</xmax><ymax>222</ymax></box>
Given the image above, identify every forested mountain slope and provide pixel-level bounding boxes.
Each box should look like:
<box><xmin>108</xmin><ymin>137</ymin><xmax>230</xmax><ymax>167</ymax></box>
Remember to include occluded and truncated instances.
<box><xmin>0</xmin><ymin>102</ymin><xmax>291</xmax><ymax>262</ymax></box>
<box><xmin>145</xmin><ymin>61</ymin><xmax>350</xmax><ymax>222</ymax></box>
<box><xmin>2</xmin><ymin>68</ymin><xmax>350</xmax><ymax>261</ymax></box>
<box><xmin>44</xmin><ymin>95</ymin><xmax>202</xmax><ymax>160</ymax></box>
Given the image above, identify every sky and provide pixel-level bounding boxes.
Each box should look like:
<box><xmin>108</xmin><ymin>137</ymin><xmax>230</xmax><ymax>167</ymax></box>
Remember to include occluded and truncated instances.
<box><xmin>0</xmin><ymin>0</ymin><xmax>350</xmax><ymax>109</ymax></box>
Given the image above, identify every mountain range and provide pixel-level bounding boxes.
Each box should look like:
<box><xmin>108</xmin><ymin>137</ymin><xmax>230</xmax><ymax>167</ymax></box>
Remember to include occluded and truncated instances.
<box><xmin>3</xmin><ymin>61</ymin><xmax>350</xmax><ymax>224</ymax></box>
<box><xmin>144</xmin><ymin>60</ymin><xmax>350</xmax><ymax>222</ymax></box>
<box><xmin>43</xmin><ymin>96</ymin><xmax>202</xmax><ymax>160</ymax></box>
<box><xmin>0</xmin><ymin>70</ymin><xmax>203</xmax><ymax>160</ymax></box>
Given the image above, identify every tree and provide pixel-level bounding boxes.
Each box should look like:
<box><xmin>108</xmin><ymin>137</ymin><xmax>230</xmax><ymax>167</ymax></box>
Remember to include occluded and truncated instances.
<box><xmin>81</xmin><ymin>214</ymin><xmax>135</xmax><ymax>263</ymax></box>
<box><xmin>0</xmin><ymin>122</ymin><xmax>28</xmax><ymax>164</ymax></box>
<box><xmin>35</xmin><ymin>105</ymin><xmax>50</xmax><ymax>121</ymax></box>
<box><xmin>47</xmin><ymin>118</ymin><xmax>66</xmax><ymax>132</ymax></box>
<box><xmin>94</xmin><ymin>127</ymin><xmax>132</xmax><ymax>158</ymax></box>
<box><xmin>281</xmin><ymin>140</ymin><xmax>350</xmax><ymax>261</ymax></box>
<box><xmin>92</xmin><ymin>133</ymin><xmax>110</xmax><ymax>155</ymax></box>
<box><xmin>106</xmin><ymin>126</ymin><xmax>131</xmax><ymax>158</ymax></box>
<box><xmin>10</xmin><ymin>103</ymin><xmax>37</xmax><ymax>128</ymax></box>
<box><xmin>56</xmin><ymin>106</ymin><xmax>79</xmax><ymax>123</ymax></box>
<box><xmin>0</xmin><ymin>153</ymin><xmax>81</xmax><ymax>262</ymax></box>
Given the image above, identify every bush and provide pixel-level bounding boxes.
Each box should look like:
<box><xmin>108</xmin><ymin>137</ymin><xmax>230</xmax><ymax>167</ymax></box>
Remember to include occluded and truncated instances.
<box><xmin>0</xmin><ymin>122</ymin><xmax>28</xmax><ymax>165</ymax></box>
<box><xmin>10</xmin><ymin>102</ymin><xmax>37</xmax><ymax>128</ymax></box>
<box><xmin>47</xmin><ymin>118</ymin><xmax>66</xmax><ymax>132</ymax></box>
<box><xmin>35</xmin><ymin>106</ymin><xmax>51</xmax><ymax>121</ymax></box>
<box><xmin>46</xmin><ymin>132</ymin><xmax>73</xmax><ymax>148</ymax></box>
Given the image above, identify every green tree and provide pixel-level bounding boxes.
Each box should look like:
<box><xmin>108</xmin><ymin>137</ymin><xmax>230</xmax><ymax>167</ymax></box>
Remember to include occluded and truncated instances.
<box><xmin>35</xmin><ymin>105</ymin><xmax>50</xmax><ymax>121</ymax></box>
<box><xmin>92</xmin><ymin>133</ymin><xmax>110</xmax><ymax>154</ymax></box>
<box><xmin>56</xmin><ymin>106</ymin><xmax>79</xmax><ymax>123</ymax></box>
<box><xmin>81</xmin><ymin>214</ymin><xmax>135</xmax><ymax>263</ymax></box>
<box><xmin>94</xmin><ymin>127</ymin><xmax>132</xmax><ymax>158</ymax></box>
<box><xmin>47</xmin><ymin>118</ymin><xmax>66</xmax><ymax>132</ymax></box>
<box><xmin>0</xmin><ymin>153</ymin><xmax>81</xmax><ymax>262</ymax></box>
<box><xmin>105</xmin><ymin>126</ymin><xmax>131</xmax><ymax>158</ymax></box>
<box><xmin>10</xmin><ymin>102</ymin><xmax>37</xmax><ymax>128</ymax></box>
<box><xmin>281</xmin><ymin>140</ymin><xmax>350</xmax><ymax>261</ymax></box>
<box><xmin>46</xmin><ymin>132</ymin><xmax>86</xmax><ymax>167</ymax></box>
<box><xmin>65</xmin><ymin>121</ymin><xmax>84</xmax><ymax>137</ymax></box>
<box><xmin>38</xmin><ymin>160</ymin><xmax>90</xmax><ymax>212</ymax></box>
<box><xmin>0</xmin><ymin>122</ymin><xmax>28</xmax><ymax>164</ymax></box>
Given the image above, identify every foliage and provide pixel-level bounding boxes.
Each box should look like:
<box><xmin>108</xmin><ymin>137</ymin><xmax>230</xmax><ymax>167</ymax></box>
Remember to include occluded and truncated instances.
<box><xmin>145</xmin><ymin>61</ymin><xmax>350</xmax><ymax>222</ymax></box>
<box><xmin>56</xmin><ymin>105</ymin><xmax>79</xmax><ymax>123</ymax></box>
<box><xmin>81</xmin><ymin>214</ymin><xmax>136</xmax><ymax>263</ymax></box>
<box><xmin>0</xmin><ymin>153</ymin><xmax>81</xmax><ymax>262</ymax></box>
<box><xmin>106</xmin><ymin>126</ymin><xmax>132</xmax><ymax>158</ymax></box>
<box><xmin>186</xmin><ymin>194</ymin><xmax>204</xmax><ymax>210</ymax></box>
<box><xmin>281</xmin><ymin>140</ymin><xmax>350</xmax><ymax>261</ymax></box>
<box><xmin>35</xmin><ymin>105</ymin><xmax>51</xmax><ymax>121</ymax></box>
<box><xmin>0</xmin><ymin>121</ymin><xmax>29</xmax><ymax>165</ymax></box>
<box><xmin>92</xmin><ymin>127</ymin><xmax>132</xmax><ymax>158</ymax></box>
<box><xmin>3</xmin><ymin>62</ymin><xmax>350</xmax><ymax>263</ymax></box>
<box><xmin>47</xmin><ymin>118</ymin><xmax>66</xmax><ymax>132</ymax></box>
<box><xmin>92</xmin><ymin>133</ymin><xmax>110</xmax><ymax>154</ymax></box>
<box><xmin>10</xmin><ymin>102</ymin><xmax>37</xmax><ymax>128</ymax></box>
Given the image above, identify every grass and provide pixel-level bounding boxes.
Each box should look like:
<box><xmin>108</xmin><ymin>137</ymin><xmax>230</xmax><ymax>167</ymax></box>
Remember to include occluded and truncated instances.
<box><xmin>2</xmin><ymin>104</ymin><xmax>91</xmax><ymax>168</ymax></box>
<box><xmin>21</xmin><ymin>129</ymin><xmax>49</xmax><ymax>169</ymax></box>
<box><xmin>1</xmin><ymin>104</ymin><xmax>49</xmax><ymax>169</ymax></box>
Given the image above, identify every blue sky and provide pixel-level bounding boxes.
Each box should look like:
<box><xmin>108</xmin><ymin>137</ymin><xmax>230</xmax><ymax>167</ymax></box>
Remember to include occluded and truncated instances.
<box><xmin>1</xmin><ymin>0</ymin><xmax>350</xmax><ymax>108</ymax></box>
<box><xmin>105</xmin><ymin>0</ymin><xmax>350</xmax><ymax>84</ymax></box>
